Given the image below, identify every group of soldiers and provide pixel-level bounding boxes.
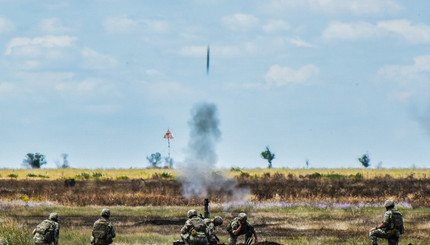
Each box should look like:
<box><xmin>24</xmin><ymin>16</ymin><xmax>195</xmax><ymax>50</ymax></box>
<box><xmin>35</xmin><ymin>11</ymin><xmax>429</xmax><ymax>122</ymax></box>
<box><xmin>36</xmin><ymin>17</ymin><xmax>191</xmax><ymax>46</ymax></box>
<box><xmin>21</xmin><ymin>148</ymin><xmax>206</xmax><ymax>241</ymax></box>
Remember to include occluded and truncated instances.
<box><xmin>180</xmin><ymin>210</ymin><xmax>258</xmax><ymax>245</ymax></box>
<box><xmin>31</xmin><ymin>199</ymin><xmax>404</xmax><ymax>245</ymax></box>
<box><xmin>32</xmin><ymin>208</ymin><xmax>115</xmax><ymax>245</ymax></box>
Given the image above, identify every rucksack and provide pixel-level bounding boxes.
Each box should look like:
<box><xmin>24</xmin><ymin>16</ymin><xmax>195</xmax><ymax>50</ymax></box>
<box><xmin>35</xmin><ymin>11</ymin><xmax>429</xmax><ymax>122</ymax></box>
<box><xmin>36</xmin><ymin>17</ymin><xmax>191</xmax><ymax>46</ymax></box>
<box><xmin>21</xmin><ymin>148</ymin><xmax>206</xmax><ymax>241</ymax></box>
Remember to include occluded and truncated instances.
<box><xmin>190</xmin><ymin>217</ymin><xmax>207</xmax><ymax>233</ymax></box>
<box><xmin>390</xmin><ymin>210</ymin><xmax>404</xmax><ymax>234</ymax></box>
<box><xmin>35</xmin><ymin>220</ymin><xmax>56</xmax><ymax>243</ymax></box>
<box><xmin>93</xmin><ymin>219</ymin><xmax>113</xmax><ymax>243</ymax></box>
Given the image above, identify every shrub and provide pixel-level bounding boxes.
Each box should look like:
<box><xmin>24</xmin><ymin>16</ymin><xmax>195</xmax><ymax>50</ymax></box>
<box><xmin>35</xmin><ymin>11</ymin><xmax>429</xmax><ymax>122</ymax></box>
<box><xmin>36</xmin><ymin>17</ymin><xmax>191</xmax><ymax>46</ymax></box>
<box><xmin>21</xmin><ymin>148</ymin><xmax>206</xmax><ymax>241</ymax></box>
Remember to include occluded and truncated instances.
<box><xmin>309</xmin><ymin>172</ymin><xmax>322</xmax><ymax>179</ymax></box>
<box><xmin>152</xmin><ymin>172</ymin><xmax>173</xmax><ymax>179</ymax></box>
<box><xmin>7</xmin><ymin>174</ymin><xmax>18</xmax><ymax>179</ymax></box>
<box><xmin>27</xmin><ymin>174</ymin><xmax>49</xmax><ymax>178</ymax></box>
<box><xmin>92</xmin><ymin>172</ymin><xmax>103</xmax><ymax>178</ymax></box>
<box><xmin>117</xmin><ymin>175</ymin><xmax>129</xmax><ymax>180</ymax></box>
<box><xmin>27</xmin><ymin>173</ymin><xmax>37</xmax><ymax>177</ymax></box>
<box><xmin>75</xmin><ymin>172</ymin><xmax>90</xmax><ymax>180</ymax></box>
<box><xmin>240</xmin><ymin>171</ymin><xmax>250</xmax><ymax>178</ymax></box>
<box><xmin>325</xmin><ymin>173</ymin><xmax>345</xmax><ymax>179</ymax></box>
<box><xmin>349</xmin><ymin>173</ymin><xmax>363</xmax><ymax>179</ymax></box>
<box><xmin>230</xmin><ymin>167</ymin><xmax>242</xmax><ymax>172</ymax></box>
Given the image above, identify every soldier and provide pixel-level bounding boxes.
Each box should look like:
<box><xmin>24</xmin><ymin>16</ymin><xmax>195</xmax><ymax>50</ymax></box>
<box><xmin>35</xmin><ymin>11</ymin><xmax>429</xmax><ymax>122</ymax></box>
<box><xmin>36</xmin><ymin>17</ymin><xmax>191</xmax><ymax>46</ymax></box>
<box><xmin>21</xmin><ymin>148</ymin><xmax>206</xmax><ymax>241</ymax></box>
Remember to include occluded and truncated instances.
<box><xmin>369</xmin><ymin>200</ymin><xmax>404</xmax><ymax>245</ymax></box>
<box><xmin>91</xmin><ymin>208</ymin><xmax>116</xmax><ymax>245</ymax></box>
<box><xmin>181</xmin><ymin>209</ymin><xmax>209</xmax><ymax>245</ymax></box>
<box><xmin>227</xmin><ymin>213</ymin><xmax>258</xmax><ymax>245</ymax></box>
<box><xmin>205</xmin><ymin>216</ymin><xmax>223</xmax><ymax>245</ymax></box>
<box><xmin>32</xmin><ymin>212</ymin><xmax>60</xmax><ymax>245</ymax></box>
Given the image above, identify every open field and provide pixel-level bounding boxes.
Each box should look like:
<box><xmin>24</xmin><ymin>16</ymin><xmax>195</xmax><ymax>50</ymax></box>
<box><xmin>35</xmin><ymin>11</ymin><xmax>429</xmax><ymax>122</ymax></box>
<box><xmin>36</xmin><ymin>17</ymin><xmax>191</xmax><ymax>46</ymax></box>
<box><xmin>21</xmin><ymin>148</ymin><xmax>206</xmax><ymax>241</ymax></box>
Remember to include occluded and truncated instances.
<box><xmin>0</xmin><ymin>168</ymin><xmax>428</xmax><ymax>180</ymax></box>
<box><xmin>1</xmin><ymin>205</ymin><xmax>429</xmax><ymax>244</ymax></box>
<box><xmin>0</xmin><ymin>168</ymin><xmax>429</xmax><ymax>244</ymax></box>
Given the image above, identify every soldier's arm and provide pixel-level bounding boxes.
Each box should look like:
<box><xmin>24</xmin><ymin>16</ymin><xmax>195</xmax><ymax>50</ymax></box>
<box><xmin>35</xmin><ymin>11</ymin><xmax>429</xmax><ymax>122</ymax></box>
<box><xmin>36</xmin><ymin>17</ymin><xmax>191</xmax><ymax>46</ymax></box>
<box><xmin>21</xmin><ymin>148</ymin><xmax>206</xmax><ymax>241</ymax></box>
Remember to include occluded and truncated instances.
<box><xmin>54</xmin><ymin>223</ymin><xmax>60</xmax><ymax>245</ymax></box>
<box><xmin>110</xmin><ymin>223</ymin><xmax>116</xmax><ymax>238</ymax></box>
<box><xmin>181</xmin><ymin>221</ymin><xmax>191</xmax><ymax>234</ymax></box>
<box><xmin>232</xmin><ymin>222</ymin><xmax>242</xmax><ymax>236</ymax></box>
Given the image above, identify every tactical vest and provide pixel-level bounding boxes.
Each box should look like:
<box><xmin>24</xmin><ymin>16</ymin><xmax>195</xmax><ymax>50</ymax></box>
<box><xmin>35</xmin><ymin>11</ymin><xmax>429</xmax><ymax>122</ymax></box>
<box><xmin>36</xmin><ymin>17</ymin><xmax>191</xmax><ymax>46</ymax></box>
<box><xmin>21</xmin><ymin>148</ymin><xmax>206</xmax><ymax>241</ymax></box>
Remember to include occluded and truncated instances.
<box><xmin>93</xmin><ymin>219</ymin><xmax>113</xmax><ymax>244</ymax></box>
<box><xmin>34</xmin><ymin>219</ymin><xmax>56</xmax><ymax>244</ymax></box>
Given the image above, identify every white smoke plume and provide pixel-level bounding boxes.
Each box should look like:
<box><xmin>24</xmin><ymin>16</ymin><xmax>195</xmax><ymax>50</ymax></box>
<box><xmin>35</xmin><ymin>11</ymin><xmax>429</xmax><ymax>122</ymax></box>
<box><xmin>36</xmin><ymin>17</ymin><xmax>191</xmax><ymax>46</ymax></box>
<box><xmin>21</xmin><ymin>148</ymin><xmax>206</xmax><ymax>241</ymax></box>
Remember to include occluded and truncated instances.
<box><xmin>179</xmin><ymin>102</ymin><xmax>250</xmax><ymax>201</ymax></box>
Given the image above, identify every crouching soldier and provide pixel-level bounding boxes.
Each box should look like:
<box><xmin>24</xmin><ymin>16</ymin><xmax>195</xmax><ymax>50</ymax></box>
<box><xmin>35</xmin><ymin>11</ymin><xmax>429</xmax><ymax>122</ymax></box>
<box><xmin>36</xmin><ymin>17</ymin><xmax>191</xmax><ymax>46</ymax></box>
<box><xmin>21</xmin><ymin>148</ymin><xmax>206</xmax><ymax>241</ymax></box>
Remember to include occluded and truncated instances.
<box><xmin>33</xmin><ymin>212</ymin><xmax>60</xmax><ymax>245</ymax></box>
<box><xmin>91</xmin><ymin>208</ymin><xmax>116</xmax><ymax>245</ymax></box>
<box><xmin>205</xmin><ymin>216</ymin><xmax>223</xmax><ymax>245</ymax></box>
<box><xmin>227</xmin><ymin>213</ymin><xmax>258</xmax><ymax>245</ymax></box>
<box><xmin>369</xmin><ymin>200</ymin><xmax>404</xmax><ymax>245</ymax></box>
<box><xmin>181</xmin><ymin>209</ymin><xmax>209</xmax><ymax>245</ymax></box>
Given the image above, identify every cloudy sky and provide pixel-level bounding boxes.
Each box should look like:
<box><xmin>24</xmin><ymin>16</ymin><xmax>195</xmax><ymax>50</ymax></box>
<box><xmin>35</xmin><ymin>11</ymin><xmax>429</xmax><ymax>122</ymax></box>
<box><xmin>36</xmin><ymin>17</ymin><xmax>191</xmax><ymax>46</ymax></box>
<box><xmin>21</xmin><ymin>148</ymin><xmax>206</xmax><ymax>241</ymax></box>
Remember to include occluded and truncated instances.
<box><xmin>0</xmin><ymin>0</ymin><xmax>429</xmax><ymax>169</ymax></box>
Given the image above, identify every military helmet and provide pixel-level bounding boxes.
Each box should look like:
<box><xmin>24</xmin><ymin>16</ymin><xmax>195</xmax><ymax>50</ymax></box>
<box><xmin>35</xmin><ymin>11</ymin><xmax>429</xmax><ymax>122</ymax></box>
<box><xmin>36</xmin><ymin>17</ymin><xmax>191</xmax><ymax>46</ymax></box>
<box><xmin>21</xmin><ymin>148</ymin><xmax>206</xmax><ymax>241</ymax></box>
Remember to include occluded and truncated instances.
<box><xmin>213</xmin><ymin>216</ymin><xmax>223</xmax><ymax>226</ymax></box>
<box><xmin>187</xmin><ymin>209</ymin><xmax>198</xmax><ymax>218</ymax></box>
<box><xmin>101</xmin><ymin>208</ymin><xmax>111</xmax><ymax>217</ymax></box>
<box><xmin>238</xmin><ymin>212</ymin><xmax>247</xmax><ymax>221</ymax></box>
<box><xmin>49</xmin><ymin>212</ymin><xmax>59</xmax><ymax>222</ymax></box>
<box><xmin>384</xmin><ymin>200</ymin><xmax>395</xmax><ymax>208</ymax></box>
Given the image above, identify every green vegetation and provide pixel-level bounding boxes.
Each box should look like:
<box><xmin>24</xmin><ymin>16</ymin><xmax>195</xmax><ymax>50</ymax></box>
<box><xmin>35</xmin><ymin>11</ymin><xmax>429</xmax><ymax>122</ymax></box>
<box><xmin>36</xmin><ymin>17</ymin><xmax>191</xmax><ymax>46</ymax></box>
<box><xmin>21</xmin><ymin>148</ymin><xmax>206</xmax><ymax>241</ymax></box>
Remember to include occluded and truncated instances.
<box><xmin>116</xmin><ymin>175</ymin><xmax>129</xmax><ymax>180</ymax></box>
<box><xmin>26</xmin><ymin>173</ymin><xmax>49</xmax><ymax>178</ymax></box>
<box><xmin>261</xmin><ymin>146</ymin><xmax>275</xmax><ymax>169</ymax></box>
<box><xmin>7</xmin><ymin>173</ymin><xmax>18</xmax><ymax>179</ymax></box>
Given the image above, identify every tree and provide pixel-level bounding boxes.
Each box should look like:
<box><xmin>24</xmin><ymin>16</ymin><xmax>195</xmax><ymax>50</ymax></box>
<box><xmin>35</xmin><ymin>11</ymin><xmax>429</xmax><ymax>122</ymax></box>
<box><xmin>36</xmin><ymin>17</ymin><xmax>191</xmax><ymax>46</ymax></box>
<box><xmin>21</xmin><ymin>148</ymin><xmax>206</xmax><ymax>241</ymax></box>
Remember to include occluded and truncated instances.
<box><xmin>358</xmin><ymin>153</ymin><xmax>370</xmax><ymax>168</ymax></box>
<box><xmin>147</xmin><ymin>152</ymin><xmax>162</xmax><ymax>168</ymax></box>
<box><xmin>23</xmin><ymin>153</ymin><xmax>47</xmax><ymax>168</ymax></box>
<box><xmin>55</xmin><ymin>153</ymin><xmax>70</xmax><ymax>168</ymax></box>
<box><xmin>261</xmin><ymin>146</ymin><xmax>275</xmax><ymax>169</ymax></box>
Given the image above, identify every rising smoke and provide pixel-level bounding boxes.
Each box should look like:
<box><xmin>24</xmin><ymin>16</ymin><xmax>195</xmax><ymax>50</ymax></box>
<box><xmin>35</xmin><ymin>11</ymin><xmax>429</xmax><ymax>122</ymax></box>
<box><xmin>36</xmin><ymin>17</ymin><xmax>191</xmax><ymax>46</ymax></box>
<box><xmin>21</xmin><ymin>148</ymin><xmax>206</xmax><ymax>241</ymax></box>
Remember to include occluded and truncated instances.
<box><xmin>179</xmin><ymin>102</ymin><xmax>250</xmax><ymax>201</ymax></box>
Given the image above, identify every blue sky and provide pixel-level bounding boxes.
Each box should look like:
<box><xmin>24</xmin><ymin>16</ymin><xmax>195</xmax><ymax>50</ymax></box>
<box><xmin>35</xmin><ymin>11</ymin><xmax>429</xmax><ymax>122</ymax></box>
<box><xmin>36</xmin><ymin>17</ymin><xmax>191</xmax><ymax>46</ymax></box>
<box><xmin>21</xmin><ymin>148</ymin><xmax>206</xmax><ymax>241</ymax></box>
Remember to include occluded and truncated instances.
<box><xmin>0</xmin><ymin>0</ymin><xmax>429</xmax><ymax>169</ymax></box>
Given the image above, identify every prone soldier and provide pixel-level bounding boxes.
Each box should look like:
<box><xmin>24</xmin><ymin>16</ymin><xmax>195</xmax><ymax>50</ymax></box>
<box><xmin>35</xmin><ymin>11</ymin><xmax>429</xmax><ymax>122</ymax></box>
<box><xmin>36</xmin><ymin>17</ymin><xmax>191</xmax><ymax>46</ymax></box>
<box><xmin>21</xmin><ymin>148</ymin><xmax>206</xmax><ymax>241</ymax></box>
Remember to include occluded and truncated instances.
<box><xmin>369</xmin><ymin>200</ymin><xmax>404</xmax><ymax>245</ymax></box>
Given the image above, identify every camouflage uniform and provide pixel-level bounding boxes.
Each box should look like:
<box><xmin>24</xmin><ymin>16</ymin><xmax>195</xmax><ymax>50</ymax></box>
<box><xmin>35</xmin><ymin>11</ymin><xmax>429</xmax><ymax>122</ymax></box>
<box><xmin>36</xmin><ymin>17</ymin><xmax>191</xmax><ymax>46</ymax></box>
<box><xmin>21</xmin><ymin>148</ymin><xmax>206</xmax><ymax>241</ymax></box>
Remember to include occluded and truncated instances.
<box><xmin>205</xmin><ymin>216</ymin><xmax>223</xmax><ymax>245</ymax></box>
<box><xmin>228</xmin><ymin>213</ymin><xmax>255</xmax><ymax>245</ymax></box>
<box><xmin>181</xmin><ymin>209</ymin><xmax>209</xmax><ymax>245</ymax></box>
<box><xmin>33</xmin><ymin>212</ymin><xmax>60</xmax><ymax>245</ymax></box>
<box><xmin>91</xmin><ymin>209</ymin><xmax>116</xmax><ymax>245</ymax></box>
<box><xmin>369</xmin><ymin>200</ymin><xmax>404</xmax><ymax>245</ymax></box>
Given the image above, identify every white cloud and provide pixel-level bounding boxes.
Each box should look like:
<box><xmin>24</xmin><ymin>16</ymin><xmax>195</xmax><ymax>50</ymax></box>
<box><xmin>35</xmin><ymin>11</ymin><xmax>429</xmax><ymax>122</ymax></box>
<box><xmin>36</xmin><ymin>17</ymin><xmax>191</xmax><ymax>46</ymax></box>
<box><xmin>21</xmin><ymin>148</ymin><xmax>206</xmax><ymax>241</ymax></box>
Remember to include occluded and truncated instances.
<box><xmin>263</xmin><ymin>20</ymin><xmax>290</xmax><ymax>32</ymax></box>
<box><xmin>38</xmin><ymin>18</ymin><xmax>71</xmax><ymax>33</ymax></box>
<box><xmin>80</xmin><ymin>47</ymin><xmax>119</xmax><ymax>70</ymax></box>
<box><xmin>377</xmin><ymin>54</ymin><xmax>430</xmax><ymax>100</ymax></box>
<box><xmin>322</xmin><ymin>21</ymin><xmax>380</xmax><ymax>41</ymax></box>
<box><xmin>0</xmin><ymin>16</ymin><xmax>14</xmax><ymax>33</ymax></box>
<box><xmin>0</xmin><ymin>82</ymin><xmax>16</xmax><ymax>93</ymax></box>
<box><xmin>5</xmin><ymin>35</ymin><xmax>77</xmax><ymax>56</ymax></box>
<box><xmin>377</xmin><ymin>20</ymin><xmax>430</xmax><ymax>44</ymax></box>
<box><xmin>104</xmin><ymin>15</ymin><xmax>168</xmax><ymax>34</ymax></box>
<box><xmin>287</xmin><ymin>37</ymin><xmax>315</xmax><ymax>48</ymax></box>
<box><xmin>323</xmin><ymin>20</ymin><xmax>430</xmax><ymax>43</ymax></box>
<box><xmin>265</xmin><ymin>64</ymin><xmax>320</xmax><ymax>86</ymax></box>
<box><xmin>221</xmin><ymin>13</ymin><xmax>260</xmax><ymax>31</ymax></box>
<box><xmin>264</xmin><ymin>0</ymin><xmax>401</xmax><ymax>16</ymax></box>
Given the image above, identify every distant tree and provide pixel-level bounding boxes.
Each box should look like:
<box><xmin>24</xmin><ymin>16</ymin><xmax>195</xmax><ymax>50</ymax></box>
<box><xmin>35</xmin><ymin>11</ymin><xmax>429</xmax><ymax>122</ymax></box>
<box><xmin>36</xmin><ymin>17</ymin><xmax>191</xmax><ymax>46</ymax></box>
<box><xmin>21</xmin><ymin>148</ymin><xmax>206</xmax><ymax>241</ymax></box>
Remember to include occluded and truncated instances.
<box><xmin>358</xmin><ymin>153</ymin><xmax>370</xmax><ymax>168</ymax></box>
<box><xmin>55</xmin><ymin>153</ymin><xmax>70</xmax><ymax>168</ymax></box>
<box><xmin>164</xmin><ymin>156</ymin><xmax>174</xmax><ymax>168</ymax></box>
<box><xmin>23</xmin><ymin>153</ymin><xmax>47</xmax><ymax>168</ymax></box>
<box><xmin>261</xmin><ymin>146</ymin><xmax>275</xmax><ymax>169</ymax></box>
<box><xmin>147</xmin><ymin>152</ymin><xmax>162</xmax><ymax>168</ymax></box>
<box><xmin>306</xmin><ymin>159</ymin><xmax>309</xmax><ymax>169</ymax></box>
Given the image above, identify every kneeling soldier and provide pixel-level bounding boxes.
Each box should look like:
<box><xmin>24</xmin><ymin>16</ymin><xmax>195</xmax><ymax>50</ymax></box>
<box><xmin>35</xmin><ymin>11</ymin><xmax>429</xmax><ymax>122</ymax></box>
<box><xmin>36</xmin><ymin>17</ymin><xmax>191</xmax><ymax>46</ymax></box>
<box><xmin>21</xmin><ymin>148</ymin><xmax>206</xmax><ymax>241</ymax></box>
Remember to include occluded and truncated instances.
<box><xmin>91</xmin><ymin>208</ymin><xmax>116</xmax><ymax>245</ymax></box>
<box><xmin>369</xmin><ymin>200</ymin><xmax>404</xmax><ymax>245</ymax></box>
<box><xmin>33</xmin><ymin>212</ymin><xmax>60</xmax><ymax>245</ymax></box>
<box><xmin>227</xmin><ymin>213</ymin><xmax>258</xmax><ymax>245</ymax></box>
<box><xmin>181</xmin><ymin>209</ymin><xmax>209</xmax><ymax>245</ymax></box>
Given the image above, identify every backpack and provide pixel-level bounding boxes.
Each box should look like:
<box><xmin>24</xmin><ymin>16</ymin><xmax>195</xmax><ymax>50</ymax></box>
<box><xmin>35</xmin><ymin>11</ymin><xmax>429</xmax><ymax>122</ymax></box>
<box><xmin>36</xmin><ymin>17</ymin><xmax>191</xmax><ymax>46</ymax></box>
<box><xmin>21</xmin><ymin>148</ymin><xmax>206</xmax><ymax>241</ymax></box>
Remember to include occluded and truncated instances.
<box><xmin>190</xmin><ymin>217</ymin><xmax>207</xmax><ymax>233</ymax></box>
<box><xmin>35</xmin><ymin>220</ymin><xmax>56</xmax><ymax>243</ymax></box>
<box><xmin>391</xmin><ymin>210</ymin><xmax>404</xmax><ymax>234</ymax></box>
<box><xmin>93</xmin><ymin>219</ymin><xmax>113</xmax><ymax>243</ymax></box>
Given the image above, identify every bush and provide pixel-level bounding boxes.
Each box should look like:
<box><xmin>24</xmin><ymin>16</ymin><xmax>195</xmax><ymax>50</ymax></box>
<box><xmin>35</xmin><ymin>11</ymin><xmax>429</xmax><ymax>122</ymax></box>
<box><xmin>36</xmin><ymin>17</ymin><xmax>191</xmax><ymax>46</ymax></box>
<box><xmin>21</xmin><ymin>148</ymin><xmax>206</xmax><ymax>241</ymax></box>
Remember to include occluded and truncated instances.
<box><xmin>152</xmin><ymin>172</ymin><xmax>173</xmax><ymax>179</ymax></box>
<box><xmin>27</xmin><ymin>173</ymin><xmax>49</xmax><ymax>178</ymax></box>
<box><xmin>116</xmin><ymin>175</ymin><xmax>129</xmax><ymax>180</ymax></box>
<box><xmin>349</xmin><ymin>173</ymin><xmax>363</xmax><ymax>179</ymax></box>
<box><xmin>325</xmin><ymin>173</ymin><xmax>345</xmax><ymax>180</ymax></box>
<box><xmin>75</xmin><ymin>172</ymin><xmax>90</xmax><ymax>180</ymax></box>
<box><xmin>92</xmin><ymin>172</ymin><xmax>103</xmax><ymax>178</ymax></box>
<box><xmin>309</xmin><ymin>172</ymin><xmax>322</xmax><ymax>179</ymax></box>
<box><xmin>230</xmin><ymin>167</ymin><xmax>242</xmax><ymax>172</ymax></box>
<box><xmin>7</xmin><ymin>174</ymin><xmax>18</xmax><ymax>179</ymax></box>
<box><xmin>240</xmin><ymin>171</ymin><xmax>250</xmax><ymax>178</ymax></box>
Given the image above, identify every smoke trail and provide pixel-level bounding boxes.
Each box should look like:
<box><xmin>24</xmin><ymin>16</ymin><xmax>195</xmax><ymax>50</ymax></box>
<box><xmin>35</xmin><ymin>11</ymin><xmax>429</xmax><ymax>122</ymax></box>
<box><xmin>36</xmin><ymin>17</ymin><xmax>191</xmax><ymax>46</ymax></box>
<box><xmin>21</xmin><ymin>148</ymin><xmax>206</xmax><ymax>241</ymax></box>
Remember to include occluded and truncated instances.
<box><xmin>179</xmin><ymin>102</ymin><xmax>250</xmax><ymax>201</ymax></box>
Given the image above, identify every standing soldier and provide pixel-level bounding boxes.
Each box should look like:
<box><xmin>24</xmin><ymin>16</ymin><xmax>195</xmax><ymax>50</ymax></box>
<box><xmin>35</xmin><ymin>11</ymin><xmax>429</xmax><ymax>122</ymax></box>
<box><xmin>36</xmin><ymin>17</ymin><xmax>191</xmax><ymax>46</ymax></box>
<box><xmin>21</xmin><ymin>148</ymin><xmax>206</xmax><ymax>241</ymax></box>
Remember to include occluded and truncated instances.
<box><xmin>369</xmin><ymin>200</ymin><xmax>404</xmax><ymax>245</ymax></box>
<box><xmin>91</xmin><ymin>208</ymin><xmax>116</xmax><ymax>245</ymax></box>
<box><xmin>33</xmin><ymin>212</ymin><xmax>60</xmax><ymax>245</ymax></box>
<box><xmin>181</xmin><ymin>209</ymin><xmax>209</xmax><ymax>245</ymax></box>
<box><xmin>205</xmin><ymin>216</ymin><xmax>223</xmax><ymax>245</ymax></box>
<box><xmin>227</xmin><ymin>213</ymin><xmax>258</xmax><ymax>245</ymax></box>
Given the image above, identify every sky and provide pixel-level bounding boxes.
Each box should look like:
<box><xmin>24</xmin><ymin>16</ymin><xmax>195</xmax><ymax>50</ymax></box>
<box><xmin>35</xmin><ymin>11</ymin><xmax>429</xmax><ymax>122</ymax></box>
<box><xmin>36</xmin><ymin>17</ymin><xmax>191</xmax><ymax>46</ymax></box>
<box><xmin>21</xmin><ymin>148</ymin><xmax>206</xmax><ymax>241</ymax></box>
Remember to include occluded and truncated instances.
<box><xmin>0</xmin><ymin>0</ymin><xmax>429</xmax><ymax>169</ymax></box>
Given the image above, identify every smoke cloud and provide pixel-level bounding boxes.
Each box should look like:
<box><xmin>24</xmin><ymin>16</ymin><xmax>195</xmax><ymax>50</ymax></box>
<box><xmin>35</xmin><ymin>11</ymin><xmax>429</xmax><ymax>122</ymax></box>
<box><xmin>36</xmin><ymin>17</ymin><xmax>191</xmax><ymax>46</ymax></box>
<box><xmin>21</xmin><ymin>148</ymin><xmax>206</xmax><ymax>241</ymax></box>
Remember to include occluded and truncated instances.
<box><xmin>179</xmin><ymin>102</ymin><xmax>250</xmax><ymax>201</ymax></box>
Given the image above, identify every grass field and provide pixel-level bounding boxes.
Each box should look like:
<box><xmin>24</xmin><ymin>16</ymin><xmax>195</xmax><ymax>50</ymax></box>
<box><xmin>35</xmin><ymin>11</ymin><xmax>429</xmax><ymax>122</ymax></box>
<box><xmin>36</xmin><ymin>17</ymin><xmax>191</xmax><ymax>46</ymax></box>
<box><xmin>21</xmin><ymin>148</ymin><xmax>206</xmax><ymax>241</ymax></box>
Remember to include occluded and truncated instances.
<box><xmin>0</xmin><ymin>168</ymin><xmax>428</xmax><ymax>180</ymax></box>
<box><xmin>0</xmin><ymin>168</ymin><xmax>428</xmax><ymax>244</ymax></box>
